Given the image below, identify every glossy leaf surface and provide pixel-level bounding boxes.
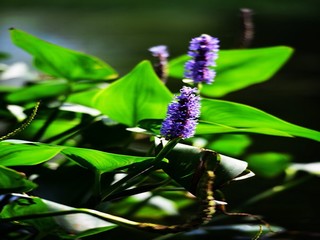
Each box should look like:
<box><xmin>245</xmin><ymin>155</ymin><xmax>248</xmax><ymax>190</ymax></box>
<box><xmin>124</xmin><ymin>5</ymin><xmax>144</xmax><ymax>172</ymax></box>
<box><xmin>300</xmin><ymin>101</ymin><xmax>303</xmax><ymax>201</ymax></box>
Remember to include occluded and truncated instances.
<box><xmin>169</xmin><ymin>46</ymin><xmax>293</xmax><ymax>97</ymax></box>
<box><xmin>10</xmin><ymin>28</ymin><xmax>118</xmax><ymax>81</ymax></box>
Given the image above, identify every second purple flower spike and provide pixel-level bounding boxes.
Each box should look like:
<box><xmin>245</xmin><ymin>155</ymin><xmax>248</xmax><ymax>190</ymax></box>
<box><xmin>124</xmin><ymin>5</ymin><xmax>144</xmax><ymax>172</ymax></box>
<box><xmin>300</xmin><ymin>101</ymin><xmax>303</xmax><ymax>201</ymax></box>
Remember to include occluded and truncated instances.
<box><xmin>184</xmin><ymin>34</ymin><xmax>219</xmax><ymax>84</ymax></box>
<box><xmin>160</xmin><ymin>86</ymin><xmax>200</xmax><ymax>140</ymax></box>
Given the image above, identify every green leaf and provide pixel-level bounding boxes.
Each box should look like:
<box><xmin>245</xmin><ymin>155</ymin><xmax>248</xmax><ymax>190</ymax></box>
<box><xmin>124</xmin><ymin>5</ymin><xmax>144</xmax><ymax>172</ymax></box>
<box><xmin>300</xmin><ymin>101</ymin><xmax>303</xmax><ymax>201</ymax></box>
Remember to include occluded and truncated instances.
<box><xmin>246</xmin><ymin>152</ymin><xmax>292</xmax><ymax>178</ymax></box>
<box><xmin>0</xmin><ymin>166</ymin><xmax>37</xmax><ymax>193</ymax></box>
<box><xmin>93</xmin><ymin>60</ymin><xmax>173</xmax><ymax>126</ymax></box>
<box><xmin>61</xmin><ymin>146</ymin><xmax>152</xmax><ymax>172</ymax></box>
<box><xmin>1</xmin><ymin>195</ymin><xmax>56</xmax><ymax>233</ymax></box>
<box><xmin>207</xmin><ymin>134</ymin><xmax>252</xmax><ymax>157</ymax></box>
<box><xmin>0</xmin><ymin>140</ymin><xmax>152</xmax><ymax>173</ymax></box>
<box><xmin>10</xmin><ymin>28</ymin><xmax>118</xmax><ymax>81</ymax></box>
<box><xmin>5</xmin><ymin>79</ymin><xmax>69</xmax><ymax>103</ymax></box>
<box><xmin>169</xmin><ymin>46</ymin><xmax>293</xmax><ymax>97</ymax></box>
<box><xmin>21</xmin><ymin>118</ymin><xmax>81</xmax><ymax>141</ymax></box>
<box><xmin>200</xmin><ymin>98</ymin><xmax>320</xmax><ymax>141</ymax></box>
<box><xmin>67</xmin><ymin>88</ymin><xmax>101</xmax><ymax>108</ymax></box>
<box><xmin>0</xmin><ymin>142</ymin><xmax>64</xmax><ymax>166</ymax></box>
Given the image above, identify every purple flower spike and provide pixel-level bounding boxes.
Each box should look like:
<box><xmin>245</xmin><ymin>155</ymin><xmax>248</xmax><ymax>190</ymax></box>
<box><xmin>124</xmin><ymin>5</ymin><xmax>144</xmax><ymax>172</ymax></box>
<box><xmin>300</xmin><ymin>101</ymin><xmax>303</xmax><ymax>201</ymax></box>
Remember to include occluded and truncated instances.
<box><xmin>184</xmin><ymin>34</ymin><xmax>219</xmax><ymax>84</ymax></box>
<box><xmin>149</xmin><ymin>45</ymin><xmax>169</xmax><ymax>82</ymax></box>
<box><xmin>160</xmin><ymin>86</ymin><xmax>200</xmax><ymax>140</ymax></box>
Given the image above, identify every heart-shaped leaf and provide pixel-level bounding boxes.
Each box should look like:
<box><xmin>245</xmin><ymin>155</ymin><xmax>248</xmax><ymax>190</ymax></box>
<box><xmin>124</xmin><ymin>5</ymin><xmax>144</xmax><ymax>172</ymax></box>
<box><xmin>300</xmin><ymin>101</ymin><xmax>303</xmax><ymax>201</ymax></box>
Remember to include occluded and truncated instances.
<box><xmin>93</xmin><ymin>60</ymin><xmax>172</xmax><ymax>126</ymax></box>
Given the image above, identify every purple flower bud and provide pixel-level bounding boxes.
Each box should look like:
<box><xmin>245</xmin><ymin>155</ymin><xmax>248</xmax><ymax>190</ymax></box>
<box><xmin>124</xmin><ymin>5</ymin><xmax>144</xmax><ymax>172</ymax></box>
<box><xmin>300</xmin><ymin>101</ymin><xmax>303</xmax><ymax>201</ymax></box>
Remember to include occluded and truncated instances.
<box><xmin>160</xmin><ymin>86</ymin><xmax>200</xmax><ymax>139</ymax></box>
<box><xmin>149</xmin><ymin>45</ymin><xmax>169</xmax><ymax>82</ymax></box>
<box><xmin>184</xmin><ymin>34</ymin><xmax>219</xmax><ymax>84</ymax></box>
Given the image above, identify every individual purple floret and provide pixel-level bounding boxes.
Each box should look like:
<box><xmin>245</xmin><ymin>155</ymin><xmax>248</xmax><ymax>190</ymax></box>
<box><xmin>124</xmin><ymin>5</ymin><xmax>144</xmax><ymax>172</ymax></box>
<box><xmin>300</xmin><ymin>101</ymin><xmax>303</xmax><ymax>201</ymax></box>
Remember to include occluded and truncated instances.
<box><xmin>148</xmin><ymin>45</ymin><xmax>169</xmax><ymax>82</ymax></box>
<box><xmin>160</xmin><ymin>86</ymin><xmax>200</xmax><ymax>140</ymax></box>
<box><xmin>184</xmin><ymin>34</ymin><xmax>219</xmax><ymax>84</ymax></box>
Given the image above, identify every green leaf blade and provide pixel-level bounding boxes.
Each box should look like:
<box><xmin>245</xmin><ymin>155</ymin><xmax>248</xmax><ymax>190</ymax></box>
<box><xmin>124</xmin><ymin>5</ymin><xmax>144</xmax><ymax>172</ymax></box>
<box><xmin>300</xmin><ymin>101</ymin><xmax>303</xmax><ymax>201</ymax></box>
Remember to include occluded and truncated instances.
<box><xmin>61</xmin><ymin>146</ymin><xmax>152</xmax><ymax>172</ymax></box>
<box><xmin>200</xmin><ymin>98</ymin><xmax>320</xmax><ymax>141</ymax></box>
<box><xmin>0</xmin><ymin>166</ymin><xmax>37</xmax><ymax>193</ymax></box>
<box><xmin>169</xmin><ymin>46</ymin><xmax>294</xmax><ymax>97</ymax></box>
<box><xmin>10</xmin><ymin>28</ymin><xmax>118</xmax><ymax>81</ymax></box>
<box><xmin>6</xmin><ymin>79</ymin><xmax>69</xmax><ymax>103</ymax></box>
<box><xmin>93</xmin><ymin>60</ymin><xmax>172</xmax><ymax>126</ymax></box>
<box><xmin>0</xmin><ymin>142</ymin><xmax>64</xmax><ymax>166</ymax></box>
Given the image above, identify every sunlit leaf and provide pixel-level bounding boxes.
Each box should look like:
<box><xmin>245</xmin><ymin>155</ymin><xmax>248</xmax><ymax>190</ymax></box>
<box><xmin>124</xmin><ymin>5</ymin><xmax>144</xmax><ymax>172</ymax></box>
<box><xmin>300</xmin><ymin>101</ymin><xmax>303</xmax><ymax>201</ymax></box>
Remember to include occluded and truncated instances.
<box><xmin>0</xmin><ymin>142</ymin><xmax>64</xmax><ymax>166</ymax></box>
<box><xmin>10</xmin><ymin>28</ymin><xmax>118</xmax><ymax>81</ymax></box>
<box><xmin>200</xmin><ymin>98</ymin><xmax>320</xmax><ymax>141</ymax></box>
<box><xmin>0</xmin><ymin>140</ymin><xmax>152</xmax><ymax>173</ymax></box>
<box><xmin>169</xmin><ymin>46</ymin><xmax>293</xmax><ymax>97</ymax></box>
<box><xmin>0</xmin><ymin>166</ymin><xmax>37</xmax><ymax>193</ymax></box>
<box><xmin>93</xmin><ymin>60</ymin><xmax>172</xmax><ymax>126</ymax></box>
<box><xmin>6</xmin><ymin>79</ymin><xmax>69</xmax><ymax>103</ymax></box>
<box><xmin>207</xmin><ymin>134</ymin><xmax>252</xmax><ymax>157</ymax></box>
<box><xmin>246</xmin><ymin>152</ymin><xmax>292</xmax><ymax>178</ymax></box>
<box><xmin>67</xmin><ymin>88</ymin><xmax>101</xmax><ymax>108</ymax></box>
<box><xmin>61</xmin><ymin>146</ymin><xmax>152</xmax><ymax>172</ymax></box>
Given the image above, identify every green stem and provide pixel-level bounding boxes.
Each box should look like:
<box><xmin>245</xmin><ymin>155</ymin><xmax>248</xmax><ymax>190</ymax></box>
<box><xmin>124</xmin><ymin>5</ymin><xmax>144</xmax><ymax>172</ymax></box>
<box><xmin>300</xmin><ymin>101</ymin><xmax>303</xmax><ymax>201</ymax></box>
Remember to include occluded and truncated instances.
<box><xmin>91</xmin><ymin>170</ymin><xmax>102</xmax><ymax>204</ymax></box>
<box><xmin>0</xmin><ymin>208</ymin><xmax>140</xmax><ymax>229</ymax></box>
<box><xmin>101</xmin><ymin>138</ymin><xmax>180</xmax><ymax>200</ymax></box>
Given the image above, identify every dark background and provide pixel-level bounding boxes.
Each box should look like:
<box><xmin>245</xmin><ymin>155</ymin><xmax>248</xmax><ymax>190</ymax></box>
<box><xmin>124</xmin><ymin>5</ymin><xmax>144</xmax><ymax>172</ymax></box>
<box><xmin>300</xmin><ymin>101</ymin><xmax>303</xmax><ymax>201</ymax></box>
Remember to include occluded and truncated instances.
<box><xmin>1</xmin><ymin>0</ymin><xmax>320</xmax><ymax>237</ymax></box>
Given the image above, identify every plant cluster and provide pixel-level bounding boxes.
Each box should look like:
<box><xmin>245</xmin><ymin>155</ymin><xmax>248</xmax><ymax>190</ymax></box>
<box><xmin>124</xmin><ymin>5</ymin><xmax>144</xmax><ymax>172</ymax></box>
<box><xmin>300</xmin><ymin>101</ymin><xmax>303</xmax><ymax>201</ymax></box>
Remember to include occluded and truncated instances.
<box><xmin>0</xmin><ymin>28</ymin><xmax>319</xmax><ymax>239</ymax></box>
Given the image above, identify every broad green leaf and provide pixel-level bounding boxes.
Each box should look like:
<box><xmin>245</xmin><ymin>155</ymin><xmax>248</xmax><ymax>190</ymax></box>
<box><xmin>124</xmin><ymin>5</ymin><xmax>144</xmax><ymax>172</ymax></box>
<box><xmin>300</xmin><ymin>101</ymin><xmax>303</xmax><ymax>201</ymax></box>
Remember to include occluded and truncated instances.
<box><xmin>207</xmin><ymin>134</ymin><xmax>252</xmax><ymax>157</ymax></box>
<box><xmin>137</xmin><ymin>118</ymin><xmax>293</xmax><ymax>138</ymax></box>
<box><xmin>0</xmin><ymin>140</ymin><xmax>152</xmax><ymax>173</ymax></box>
<box><xmin>61</xmin><ymin>147</ymin><xmax>152</xmax><ymax>172</ymax></box>
<box><xmin>93</xmin><ymin>60</ymin><xmax>173</xmax><ymax>126</ymax></box>
<box><xmin>0</xmin><ymin>142</ymin><xmax>64</xmax><ymax>166</ymax></box>
<box><xmin>0</xmin><ymin>166</ymin><xmax>37</xmax><ymax>193</ymax></box>
<box><xmin>10</xmin><ymin>28</ymin><xmax>118</xmax><ymax>81</ymax></box>
<box><xmin>246</xmin><ymin>152</ymin><xmax>292</xmax><ymax>178</ymax></box>
<box><xmin>169</xmin><ymin>46</ymin><xmax>293</xmax><ymax>97</ymax></box>
<box><xmin>6</xmin><ymin>79</ymin><xmax>69</xmax><ymax>103</ymax></box>
<box><xmin>200</xmin><ymin>98</ymin><xmax>320</xmax><ymax>142</ymax></box>
<box><xmin>67</xmin><ymin>88</ymin><xmax>101</xmax><ymax>108</ymax></box>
